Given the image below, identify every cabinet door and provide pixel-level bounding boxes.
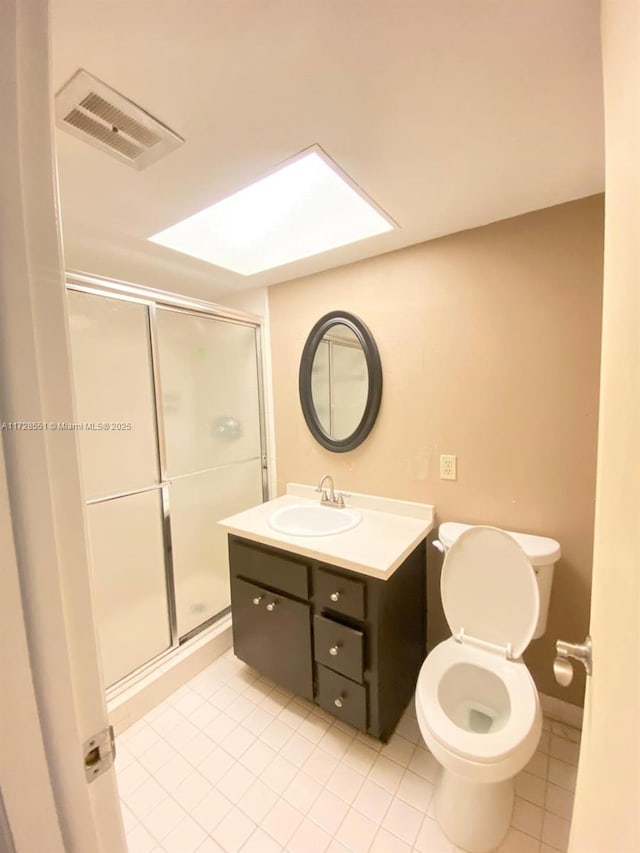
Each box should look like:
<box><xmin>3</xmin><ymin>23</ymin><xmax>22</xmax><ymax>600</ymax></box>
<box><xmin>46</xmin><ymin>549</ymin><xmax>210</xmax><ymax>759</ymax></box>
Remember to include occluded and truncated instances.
<box><xmin>231</xmin><ymin>577</ymin><xmax>314</xmax><ymax>699</ymax></box>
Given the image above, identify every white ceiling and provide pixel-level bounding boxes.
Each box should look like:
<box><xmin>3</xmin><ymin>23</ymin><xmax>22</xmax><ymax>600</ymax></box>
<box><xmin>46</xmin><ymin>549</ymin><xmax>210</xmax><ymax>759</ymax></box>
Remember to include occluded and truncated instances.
<box><xmin>52</xmin><ymin>0</ymin><xmax>604</xmax><ymax>300</ymax></box>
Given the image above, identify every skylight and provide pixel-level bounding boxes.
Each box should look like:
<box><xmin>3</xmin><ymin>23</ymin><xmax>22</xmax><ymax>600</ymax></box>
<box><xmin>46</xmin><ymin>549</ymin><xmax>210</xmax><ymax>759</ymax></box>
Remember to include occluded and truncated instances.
<box><xmin>148</xmin><ymin>148</ymin><xmax>394</xmax><ymax>275</ymax></box>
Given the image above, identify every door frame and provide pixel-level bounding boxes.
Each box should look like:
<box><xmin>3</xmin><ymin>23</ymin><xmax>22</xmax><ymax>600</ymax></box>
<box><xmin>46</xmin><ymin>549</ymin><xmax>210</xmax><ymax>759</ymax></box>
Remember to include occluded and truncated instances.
<box><xmin>0</xmin><ymin>437</ymin><xmax>66</xmax><ymax>852</ymax></box>
<box><xmin>0</xmin><ymin>1</ymin><xmax>125</xmax><ymax>849</ymax></box>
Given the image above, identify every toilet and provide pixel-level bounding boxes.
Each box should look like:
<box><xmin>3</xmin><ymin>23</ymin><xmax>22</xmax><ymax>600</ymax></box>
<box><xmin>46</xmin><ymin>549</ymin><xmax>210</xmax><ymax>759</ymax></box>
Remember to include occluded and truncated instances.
<box><xmin>415</xmin><ymin>523</ymin><xmax>561</xmax><ymax>853</ymax></box>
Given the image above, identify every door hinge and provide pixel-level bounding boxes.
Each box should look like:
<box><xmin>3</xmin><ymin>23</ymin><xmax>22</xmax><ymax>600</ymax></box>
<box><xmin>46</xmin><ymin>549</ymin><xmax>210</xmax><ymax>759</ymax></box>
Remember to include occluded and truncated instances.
<box><xmin>83</xmin><ymin>725</ymin><xmax>115</xmax><ymax>783</ymax></box>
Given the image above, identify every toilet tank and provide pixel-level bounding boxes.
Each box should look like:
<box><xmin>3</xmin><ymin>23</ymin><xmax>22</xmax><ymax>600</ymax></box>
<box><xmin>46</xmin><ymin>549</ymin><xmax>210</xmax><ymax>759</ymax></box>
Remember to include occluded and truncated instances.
<box><xmin>438</xmin><ymin>522</ymin><xmax>561</xmax><ymax>638</ymax></box>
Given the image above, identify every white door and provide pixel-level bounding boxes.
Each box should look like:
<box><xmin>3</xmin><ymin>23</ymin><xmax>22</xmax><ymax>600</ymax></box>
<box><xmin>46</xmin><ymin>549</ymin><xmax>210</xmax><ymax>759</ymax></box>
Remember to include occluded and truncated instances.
<box><xmin>0</xmin><ymin>1</ymin><xmax>125</xmax><ymax>850</ymax></box>
<box><xmin>568</xmin><ymin>2</ymin><xmax>640</xmax><ymax>851</ymax></box>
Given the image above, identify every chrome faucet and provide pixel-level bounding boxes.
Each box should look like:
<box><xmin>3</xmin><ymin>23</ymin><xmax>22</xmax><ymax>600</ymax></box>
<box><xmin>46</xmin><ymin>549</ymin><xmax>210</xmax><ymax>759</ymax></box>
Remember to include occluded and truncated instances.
<box><xmin>316</xmin><ymin>474</ymin><xmax>336</xmax><ymax>504</ymax></box>
<box><xmin>315</xmin><ymin>474</ymin><xmax>350</xmax><ymax>508</ymax></box>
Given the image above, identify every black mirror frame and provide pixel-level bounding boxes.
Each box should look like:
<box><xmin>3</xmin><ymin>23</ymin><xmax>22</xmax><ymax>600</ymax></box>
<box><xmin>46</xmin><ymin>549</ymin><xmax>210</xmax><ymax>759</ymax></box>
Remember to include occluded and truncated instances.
<box><xmin>298</xmin><ymin>310</ymin><xmax>383</xmax><ymax>453</ymax></box>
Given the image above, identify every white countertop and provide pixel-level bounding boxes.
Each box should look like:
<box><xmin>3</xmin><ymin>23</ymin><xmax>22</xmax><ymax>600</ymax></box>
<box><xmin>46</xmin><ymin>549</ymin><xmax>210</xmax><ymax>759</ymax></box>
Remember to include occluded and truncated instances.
<box><xmin>219</xmin><ymin>484</ymin><xmax>435</xmax><ymax>580</ymax></box>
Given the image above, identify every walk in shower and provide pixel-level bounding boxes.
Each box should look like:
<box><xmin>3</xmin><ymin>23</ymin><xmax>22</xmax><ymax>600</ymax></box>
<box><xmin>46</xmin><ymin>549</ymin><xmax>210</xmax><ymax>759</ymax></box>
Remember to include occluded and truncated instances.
<box><xmin>66</xmin><ymin>273</ymin><xmax>267</xmax><ymax>689</ymax></box>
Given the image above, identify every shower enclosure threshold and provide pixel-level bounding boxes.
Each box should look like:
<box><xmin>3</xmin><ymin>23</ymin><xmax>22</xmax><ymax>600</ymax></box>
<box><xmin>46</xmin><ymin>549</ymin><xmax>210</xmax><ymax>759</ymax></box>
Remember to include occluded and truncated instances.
<box><xmin>107</xmin><ymin>613</ymin><xmax>232</xmax><ymax>735</ymax></box>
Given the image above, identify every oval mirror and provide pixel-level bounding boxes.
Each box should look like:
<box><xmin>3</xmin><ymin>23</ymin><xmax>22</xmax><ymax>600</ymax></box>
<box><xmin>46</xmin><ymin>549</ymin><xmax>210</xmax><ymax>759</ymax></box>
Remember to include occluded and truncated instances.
<box><xmin>299</xmin><ymin>311</ymin><xmax>382</xmax><ymax>452</ymax></box>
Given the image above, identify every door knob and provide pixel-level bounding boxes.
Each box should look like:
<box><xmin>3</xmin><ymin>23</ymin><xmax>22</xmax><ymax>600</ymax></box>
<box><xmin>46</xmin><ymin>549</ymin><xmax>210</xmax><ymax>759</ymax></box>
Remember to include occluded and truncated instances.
<box><xmin>329</xmin><ymin>645</ymin><xmax>340</xmax><ymax>656</ymax></box>
<box><xmin>266</xmin><ymin>601</ymin><xmax>276</xmax><ymax>612</ymax></box>
<box><xmin>252</xmin><ymin>596</ymin><xmax>262</xmax><ymax>606</ymax></box>
<box><xmin>554</xmin><ymin>635</ymin><xmax>592</xmax><ymax>686</ymax></box>
<box><xmin>334</xmin><ymin>696</ymin><xmax>344</xmax><ymax>708</ymax></box>
<box><xmin>330</xmin><ymin>592</ymin><xmax>341</xmax><ymax>602</ymax></box>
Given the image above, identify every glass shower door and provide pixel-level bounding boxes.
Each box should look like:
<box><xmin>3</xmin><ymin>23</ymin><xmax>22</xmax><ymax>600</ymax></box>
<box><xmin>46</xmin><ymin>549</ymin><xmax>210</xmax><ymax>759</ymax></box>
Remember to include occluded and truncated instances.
<box><xmin>68</xmin><ymin>282</ymin><xmax>267</xmax><ymax>687</ymax></box>
<box><xmin>67</xmin><ymin>290</ymin><xmax>171</xmax><ymax>686</ymax></box>
<box><xmin>155</xmin><ymin>308</ymin><xmax>265</xmax><ymax>638</ymax></box>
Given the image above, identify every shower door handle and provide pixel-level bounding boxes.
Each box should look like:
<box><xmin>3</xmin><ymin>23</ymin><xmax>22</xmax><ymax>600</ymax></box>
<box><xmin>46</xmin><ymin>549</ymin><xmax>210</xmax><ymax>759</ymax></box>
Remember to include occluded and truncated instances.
<box><xmin>86</xmin><ymin>480</ymin><xmax>172</xmax><ymax>505</ymax></box>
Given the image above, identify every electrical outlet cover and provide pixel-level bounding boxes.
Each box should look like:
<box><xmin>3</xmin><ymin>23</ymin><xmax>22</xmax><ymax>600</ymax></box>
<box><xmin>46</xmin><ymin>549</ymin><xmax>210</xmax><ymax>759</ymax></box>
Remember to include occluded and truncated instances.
<box><xmin>440</xmin><ymin>454</ymin><xmax>457</xmax><ymax>480</ymax></box>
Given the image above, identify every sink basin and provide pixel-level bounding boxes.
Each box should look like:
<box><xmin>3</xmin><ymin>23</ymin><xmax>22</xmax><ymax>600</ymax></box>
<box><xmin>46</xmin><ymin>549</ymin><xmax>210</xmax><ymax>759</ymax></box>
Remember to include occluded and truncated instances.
<box><xmin>268</xmin><ymin>503</ymin><xmax>362</xmax><ymax>537</ymax></box>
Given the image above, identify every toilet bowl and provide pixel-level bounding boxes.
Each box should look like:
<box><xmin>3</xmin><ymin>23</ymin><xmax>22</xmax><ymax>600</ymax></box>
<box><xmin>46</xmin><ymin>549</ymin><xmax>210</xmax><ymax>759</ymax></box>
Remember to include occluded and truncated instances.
<box><xmin>415</xmin><ymin>524</ymin><xmax>561</xmax><ymax>853</ymax></box>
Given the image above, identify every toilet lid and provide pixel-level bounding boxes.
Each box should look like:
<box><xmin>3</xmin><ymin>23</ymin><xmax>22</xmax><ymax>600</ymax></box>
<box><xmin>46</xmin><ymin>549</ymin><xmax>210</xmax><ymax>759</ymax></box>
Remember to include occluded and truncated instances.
<box><xmin>441</xmin><ymin>526</ymin><xmax>540</xmax><ymax>659</ymax></box>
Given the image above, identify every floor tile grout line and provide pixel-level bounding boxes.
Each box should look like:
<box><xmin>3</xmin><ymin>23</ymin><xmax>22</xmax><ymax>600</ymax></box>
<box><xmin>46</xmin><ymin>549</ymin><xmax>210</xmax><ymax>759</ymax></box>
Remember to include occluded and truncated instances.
<box><xmin>119</xmin><ymin>653</ymin><xmax>579</xmax><ymax>853</ymax></box>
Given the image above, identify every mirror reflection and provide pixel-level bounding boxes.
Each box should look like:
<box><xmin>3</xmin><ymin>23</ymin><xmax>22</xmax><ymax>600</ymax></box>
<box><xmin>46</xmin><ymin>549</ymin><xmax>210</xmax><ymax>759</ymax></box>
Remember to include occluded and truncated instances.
<box><xmin>310</xmin><ymin>323</ymin><xmax>368</xmax><ymax>440</ymax></box>
<box><xmin>299</xmin><ymin>310</ymin><xmax>382</xmax><ymax>452</ymax></box>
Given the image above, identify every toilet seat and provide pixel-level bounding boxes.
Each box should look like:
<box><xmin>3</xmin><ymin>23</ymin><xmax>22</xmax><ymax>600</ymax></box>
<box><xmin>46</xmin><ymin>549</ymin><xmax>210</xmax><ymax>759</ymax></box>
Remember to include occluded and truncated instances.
<box><xmin>416</xmin><ymin>638</ymin><xmax>538</xmax><ymax>764</ymax></box>
<box><xmin>441</xmin><ymin>526</ymin><xmax>540</xmax><ymax>659</ymax></box>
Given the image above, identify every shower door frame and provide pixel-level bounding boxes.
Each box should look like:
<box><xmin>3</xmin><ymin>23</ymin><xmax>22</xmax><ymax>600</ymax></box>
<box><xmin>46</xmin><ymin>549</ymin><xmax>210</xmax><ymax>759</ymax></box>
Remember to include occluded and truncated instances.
<box><xmin>66</xmin><ymin>270</ymin><xmax>270</xmax><ymax>693</ymax></box>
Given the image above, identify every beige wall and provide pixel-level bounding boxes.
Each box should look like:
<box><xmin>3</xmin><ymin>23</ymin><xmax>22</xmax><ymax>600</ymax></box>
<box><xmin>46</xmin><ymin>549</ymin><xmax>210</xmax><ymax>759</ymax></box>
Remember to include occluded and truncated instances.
<box><xmin>269</xmin><ymin>196</ymin><xmax>604</xmax><ymax>706</ymax></box>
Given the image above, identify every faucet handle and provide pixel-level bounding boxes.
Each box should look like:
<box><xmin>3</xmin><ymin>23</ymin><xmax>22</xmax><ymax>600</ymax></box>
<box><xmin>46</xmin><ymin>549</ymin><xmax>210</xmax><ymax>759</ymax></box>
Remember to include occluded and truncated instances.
<box><xmin>335</xmin><ymin>491</ymin><xmax>351</xmax><ymax>507</ymax></box>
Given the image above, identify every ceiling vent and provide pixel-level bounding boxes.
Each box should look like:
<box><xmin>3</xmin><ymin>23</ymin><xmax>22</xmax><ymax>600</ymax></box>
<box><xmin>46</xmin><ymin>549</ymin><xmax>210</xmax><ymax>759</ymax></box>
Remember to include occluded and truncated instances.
<box><xmin>55</xmin><ymin>69</ymin><xmax>184</xmax><ymax>170</ymax></box>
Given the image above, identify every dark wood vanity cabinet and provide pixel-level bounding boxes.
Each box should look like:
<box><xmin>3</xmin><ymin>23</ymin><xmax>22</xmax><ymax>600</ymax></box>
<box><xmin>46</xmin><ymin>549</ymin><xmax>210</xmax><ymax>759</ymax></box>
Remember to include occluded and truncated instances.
<box><xmin>228</xmin><ymin>535</ymin><xmax>426</xmax><ymax>742</ymax></box>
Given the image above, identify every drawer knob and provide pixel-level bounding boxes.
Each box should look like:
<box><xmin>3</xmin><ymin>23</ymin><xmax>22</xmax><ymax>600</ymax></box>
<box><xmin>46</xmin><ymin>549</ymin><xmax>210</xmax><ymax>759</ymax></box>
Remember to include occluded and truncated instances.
<box><xmin>330</xmin><ymin>592</ymin><xmax>341</xmax><ymax>602</ymax></box>
<box><xmin>329</xmin><ymin>645</ymin><xmax>340</xmax><ymax>656</ymax></box>
<box><xmin>266</xmin><ymin>601</ymin><xmax>277</xmax><ymax>611</ymax></box>
<box><xmin>252</xmin><ymin>596</ymin><xmax>262</xmax><ymax>606</ymax></box>
<box><xmin>334</xmin><ymin>697</ymin><xmax>344</xmax><ymax>708</ymax></box>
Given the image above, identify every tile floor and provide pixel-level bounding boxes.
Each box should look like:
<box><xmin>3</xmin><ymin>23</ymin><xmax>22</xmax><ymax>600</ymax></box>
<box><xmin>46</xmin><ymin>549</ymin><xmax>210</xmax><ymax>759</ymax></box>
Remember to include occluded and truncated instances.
<box><xmin>116</xmin><ymin>650</ymin><xmax>579</xmax><ymax>853</ymax></box>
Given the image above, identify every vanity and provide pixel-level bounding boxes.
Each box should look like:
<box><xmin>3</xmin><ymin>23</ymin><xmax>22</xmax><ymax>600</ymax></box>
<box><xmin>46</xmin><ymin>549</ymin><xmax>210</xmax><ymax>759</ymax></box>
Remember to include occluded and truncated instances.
<box><xmin>218</xmin><ymin>312</ymin><xmax>434</xmax><ymax>740</ymax></box>
<box><xmin>220</xmin><ymin>485</ymin><xmax>434</xmax><ymax>742</ymax></box>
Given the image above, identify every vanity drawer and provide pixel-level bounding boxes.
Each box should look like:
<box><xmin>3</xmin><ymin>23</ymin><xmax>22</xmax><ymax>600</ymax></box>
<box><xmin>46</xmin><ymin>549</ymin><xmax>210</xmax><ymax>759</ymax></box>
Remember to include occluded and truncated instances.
<box><xmin>229</xmin><ymin>538</ymin><xmax>309</xmax><ymax>599</ymax></box>
<box><xmin>315</xmin><ymin>567</ymin><xmax>365</xmax><ymax>620</ymax></box>
<box><xmin>314</xmin><ymin>615</ymin><xmax>364</xmax><ymax>683</ymax></box>
<box><xmin>316</xmin><ymin>665</ymin><xmax>367</xmax><ymax>731</ymax></box>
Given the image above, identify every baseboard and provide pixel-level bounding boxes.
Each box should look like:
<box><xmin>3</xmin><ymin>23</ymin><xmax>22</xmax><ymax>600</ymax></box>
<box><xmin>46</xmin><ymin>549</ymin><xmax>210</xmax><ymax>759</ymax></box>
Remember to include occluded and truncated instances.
<box><xmin>108</xmin><ymin>614</ymin><xmax>233</xmax><ymax>735</ymax></box>
<box><xmin>540</xmin><ymin>692</ymin><xmax>583</xmax><ymax>730</ymax></box>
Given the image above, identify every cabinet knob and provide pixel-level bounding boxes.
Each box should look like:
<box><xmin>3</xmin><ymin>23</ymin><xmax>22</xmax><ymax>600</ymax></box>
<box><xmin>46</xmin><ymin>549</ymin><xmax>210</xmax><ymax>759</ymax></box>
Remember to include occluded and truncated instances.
<box><xmin>252</xmin><ymin>596</ymin><xmax>262</xmax><ymax>606</ymax></box>
<box><xmin>329</xmin><ymin>645</ymin><xmax>340</xmax><ymax>656</ymax></box>
<box><xmin>330</xmin><ymin>592</ymin><xmax>340</xmax><ymax>602</ymax></box>
<box><xmin>266</xmin><ymin>602</ymin><xmax>276</xmax><ymax>611</ymax></box>
<box><xmin>334</xmin><ymin>697</ymin><xmax>344</xmax><ymax>708</ymax></box>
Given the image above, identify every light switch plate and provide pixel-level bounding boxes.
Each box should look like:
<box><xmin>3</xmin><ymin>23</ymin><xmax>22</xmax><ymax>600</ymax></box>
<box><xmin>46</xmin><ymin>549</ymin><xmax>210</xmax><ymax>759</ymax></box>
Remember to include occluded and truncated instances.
<box><xmin>440</xmin><ymin>454</ymin><xmax>457</xmax><ymax>480</ymax></box>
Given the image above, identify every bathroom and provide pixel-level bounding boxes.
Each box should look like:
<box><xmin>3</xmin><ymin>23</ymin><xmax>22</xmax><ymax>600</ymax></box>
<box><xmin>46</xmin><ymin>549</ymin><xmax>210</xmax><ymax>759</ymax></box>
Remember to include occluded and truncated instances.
<box><xmin>1</xmin><ymin>2</ymin><xmax>638</xmax><ymax>853</ymax></box>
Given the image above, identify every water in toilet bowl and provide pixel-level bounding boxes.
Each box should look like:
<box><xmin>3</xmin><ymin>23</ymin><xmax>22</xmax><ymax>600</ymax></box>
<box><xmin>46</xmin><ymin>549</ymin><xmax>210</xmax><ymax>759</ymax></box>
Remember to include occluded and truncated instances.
<box><xmin>438</xmin><ymin>662</ymin><xmax>511</xmax><ymax>734</ymax></box>
<box><xmin>447</xmin><ymin>699</ymin><xmax>502</xmax><ymax>734</ymax></box>
<box><xmin>468</xmin><ymin>706</ymin><xmax>495</xmax><ymax>733</ymax></box>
